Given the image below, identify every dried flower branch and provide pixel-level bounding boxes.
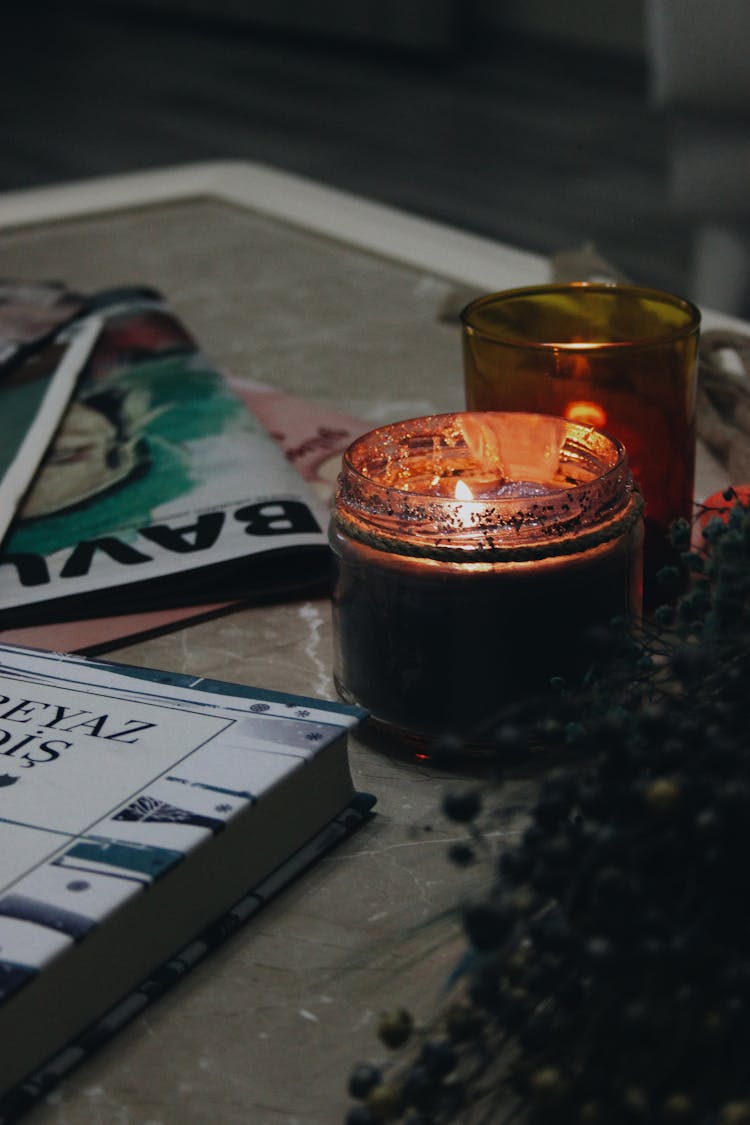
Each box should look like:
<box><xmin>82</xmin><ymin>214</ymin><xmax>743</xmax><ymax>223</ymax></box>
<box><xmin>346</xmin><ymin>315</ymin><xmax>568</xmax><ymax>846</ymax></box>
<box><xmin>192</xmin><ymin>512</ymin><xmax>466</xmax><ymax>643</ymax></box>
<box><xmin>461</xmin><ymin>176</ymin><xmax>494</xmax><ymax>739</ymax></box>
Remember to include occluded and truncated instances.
<box><xmin>346</xmin><ymin>489</ymin><xmax>750</xmax><ymax>1125</ymax></box>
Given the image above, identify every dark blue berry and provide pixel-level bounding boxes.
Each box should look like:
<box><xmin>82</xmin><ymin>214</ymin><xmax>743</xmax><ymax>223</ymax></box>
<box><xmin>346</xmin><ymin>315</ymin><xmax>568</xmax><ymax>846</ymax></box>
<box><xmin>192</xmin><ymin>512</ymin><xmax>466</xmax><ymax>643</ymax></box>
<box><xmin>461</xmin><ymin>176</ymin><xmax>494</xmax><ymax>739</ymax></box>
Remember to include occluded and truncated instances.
<box><xmin>442</xmin><ymin>788</ymin><xmax>481</xmax><ymax>823</ymax></box>
<box><xmin>463</xmin><ymin>901</ymin><xmax>513</xmax><ymax>950</ymax></box>
<box><xmin>348</xmin><ymin>1064</ymin><xmax>381</xmax><ymax>1100</ymax></box>
<box><xmin>345</xmin><ymin>1106</ymin><xmax>376</xmax><ymax>1125</ymax></box>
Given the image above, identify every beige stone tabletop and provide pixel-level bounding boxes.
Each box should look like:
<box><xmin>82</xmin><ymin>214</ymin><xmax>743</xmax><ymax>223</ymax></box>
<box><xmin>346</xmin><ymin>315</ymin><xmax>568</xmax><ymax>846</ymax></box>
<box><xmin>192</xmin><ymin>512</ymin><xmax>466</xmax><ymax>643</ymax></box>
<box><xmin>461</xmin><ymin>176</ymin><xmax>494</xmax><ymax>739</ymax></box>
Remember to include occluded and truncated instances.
<box><xmin>0</xmin><ymin>163</ymin><xmax>731</xmax><ymax>1124</ymax></box>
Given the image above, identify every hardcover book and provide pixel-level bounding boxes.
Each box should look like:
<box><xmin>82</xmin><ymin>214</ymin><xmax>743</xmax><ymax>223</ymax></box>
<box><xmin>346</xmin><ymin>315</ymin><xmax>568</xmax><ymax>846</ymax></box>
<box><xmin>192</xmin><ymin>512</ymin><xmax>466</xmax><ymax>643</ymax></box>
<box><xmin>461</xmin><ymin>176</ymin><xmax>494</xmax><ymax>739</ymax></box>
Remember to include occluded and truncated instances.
<box><xmin>0</xmin><ymin>286</ymin><xmax>331</xmax><ymax>627</ymax></box>
<box><xmin>0</xmin><ymin>643</ymin><xmax>370</xmax><ymax>1114</ymax></box>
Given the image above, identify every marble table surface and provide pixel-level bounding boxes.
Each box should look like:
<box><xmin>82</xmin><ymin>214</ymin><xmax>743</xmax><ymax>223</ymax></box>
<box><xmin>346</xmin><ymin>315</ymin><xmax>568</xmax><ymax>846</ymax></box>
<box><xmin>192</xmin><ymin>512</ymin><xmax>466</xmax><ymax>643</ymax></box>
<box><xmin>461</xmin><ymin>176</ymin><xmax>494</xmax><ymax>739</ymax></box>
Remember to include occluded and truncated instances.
<box><xmin>0</xmin><ymin>162</ymin><xmax>733</xmax><ymax>1125</ymax></box>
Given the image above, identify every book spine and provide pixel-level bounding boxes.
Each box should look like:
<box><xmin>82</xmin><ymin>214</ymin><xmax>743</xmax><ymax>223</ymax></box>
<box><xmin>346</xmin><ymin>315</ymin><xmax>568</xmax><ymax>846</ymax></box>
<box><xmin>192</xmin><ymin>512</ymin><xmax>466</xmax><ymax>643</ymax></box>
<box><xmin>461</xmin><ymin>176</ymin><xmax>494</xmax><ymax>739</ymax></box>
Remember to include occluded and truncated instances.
<box><xmin>0</xmin><ymin>793</ymin><xmax>374</xmax><ymax>1124</ymax></box>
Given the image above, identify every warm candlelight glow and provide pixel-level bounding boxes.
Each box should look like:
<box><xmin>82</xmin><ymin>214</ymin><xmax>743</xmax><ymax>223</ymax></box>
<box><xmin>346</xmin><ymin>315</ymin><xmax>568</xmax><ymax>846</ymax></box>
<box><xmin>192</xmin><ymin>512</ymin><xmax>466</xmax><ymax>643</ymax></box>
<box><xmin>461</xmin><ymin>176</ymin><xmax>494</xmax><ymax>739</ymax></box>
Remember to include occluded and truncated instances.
<box><xmin>565</xmin><ymin>352</ymin><xmax>592</xmax><ymax>380</ymax></box>
<box><xmin>461</xmin><ymin>283</ymin><xmax>701</xmax><ymax>603</ymax></box>
<box><xmin>454</xmin><ymin>477</ymin><xmax>475</xmax><ymax>526</ymax></box>
<box><xmin>330</xmin><ymin>411</ymin><xmax>644</xmax><ymax>745</ymax></box>
<box><xmin>565</xmin><ymin>400</ymin><xmax>608</xmax><ymax>428</ymax></box>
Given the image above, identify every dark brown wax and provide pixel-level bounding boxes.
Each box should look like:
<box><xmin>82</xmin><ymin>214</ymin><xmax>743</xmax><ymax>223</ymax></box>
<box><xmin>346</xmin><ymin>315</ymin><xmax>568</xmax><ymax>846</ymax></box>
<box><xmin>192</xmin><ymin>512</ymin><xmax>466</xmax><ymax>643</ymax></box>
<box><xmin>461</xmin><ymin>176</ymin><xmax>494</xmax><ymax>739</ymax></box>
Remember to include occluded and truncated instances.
<box><xmin>330</xmin><ymin>516</ymin><xmax>643</xmax><ymax>744</ymax></box>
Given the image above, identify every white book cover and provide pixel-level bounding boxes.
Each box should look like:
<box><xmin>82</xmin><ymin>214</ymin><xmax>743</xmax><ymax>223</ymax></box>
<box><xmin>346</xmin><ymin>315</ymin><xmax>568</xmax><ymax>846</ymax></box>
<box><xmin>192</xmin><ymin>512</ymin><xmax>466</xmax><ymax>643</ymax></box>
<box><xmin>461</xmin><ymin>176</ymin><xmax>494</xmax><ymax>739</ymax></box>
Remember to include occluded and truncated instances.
<box><xmin>0</xmin><ymin>643</ymin><xmax>370</xmax><ymax>1108</ymax></box>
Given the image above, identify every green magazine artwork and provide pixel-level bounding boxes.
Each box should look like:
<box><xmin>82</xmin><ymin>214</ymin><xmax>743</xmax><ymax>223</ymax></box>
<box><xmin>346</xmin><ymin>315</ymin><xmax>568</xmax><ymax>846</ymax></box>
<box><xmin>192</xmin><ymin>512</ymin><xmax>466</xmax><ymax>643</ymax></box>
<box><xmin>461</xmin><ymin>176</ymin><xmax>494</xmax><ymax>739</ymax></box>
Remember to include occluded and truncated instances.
<box><xmin>0</xmin><ymin>376</ymin><xmax>55</xmax><ymax>479</ymax></box>
<box><xmin>8</xmin><ymin>353</ymin><xmax>258</xmax><ymax>556</ymax></box>
<box><xmin>0</xmin><ymin>289</ymin><xmax>327</xmax><ymax>627</ymax></box>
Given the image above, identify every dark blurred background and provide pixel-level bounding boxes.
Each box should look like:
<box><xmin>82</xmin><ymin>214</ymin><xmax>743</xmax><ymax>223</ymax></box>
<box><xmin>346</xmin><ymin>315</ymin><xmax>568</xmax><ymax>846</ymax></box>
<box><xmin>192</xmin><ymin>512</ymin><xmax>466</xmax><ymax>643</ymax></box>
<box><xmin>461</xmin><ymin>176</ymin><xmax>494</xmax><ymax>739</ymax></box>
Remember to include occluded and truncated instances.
<box><xmin>5</xmin><ymin>0</ymin><xmax>750</xmax><ymax>316</ymax></box>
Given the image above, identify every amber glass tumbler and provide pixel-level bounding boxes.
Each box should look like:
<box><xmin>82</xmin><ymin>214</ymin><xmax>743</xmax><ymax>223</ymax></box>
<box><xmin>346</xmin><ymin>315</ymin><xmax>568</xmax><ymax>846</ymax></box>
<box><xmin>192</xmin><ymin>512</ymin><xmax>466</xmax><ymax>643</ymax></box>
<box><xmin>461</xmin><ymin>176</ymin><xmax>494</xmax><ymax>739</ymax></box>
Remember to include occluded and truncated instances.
<box><xmin>461</xmin><ymin>283</ymin><xmax>700</xmax><ymax>601</ymax></box>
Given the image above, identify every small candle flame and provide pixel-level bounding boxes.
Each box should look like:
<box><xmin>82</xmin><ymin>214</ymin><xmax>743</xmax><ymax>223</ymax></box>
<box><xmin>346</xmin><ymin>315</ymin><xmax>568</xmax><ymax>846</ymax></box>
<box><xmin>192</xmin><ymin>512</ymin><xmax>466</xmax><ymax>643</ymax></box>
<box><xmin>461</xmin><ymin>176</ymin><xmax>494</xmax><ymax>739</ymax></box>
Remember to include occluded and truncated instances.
<box><xmin>454</xmin><ymin>478</ymin><xmax>475</xmax><ymax>527</ymax></box>
<box><xmin>565</xmin><ymin>400</ymin><xmax>607</xmax><ymax>428</ymax></box>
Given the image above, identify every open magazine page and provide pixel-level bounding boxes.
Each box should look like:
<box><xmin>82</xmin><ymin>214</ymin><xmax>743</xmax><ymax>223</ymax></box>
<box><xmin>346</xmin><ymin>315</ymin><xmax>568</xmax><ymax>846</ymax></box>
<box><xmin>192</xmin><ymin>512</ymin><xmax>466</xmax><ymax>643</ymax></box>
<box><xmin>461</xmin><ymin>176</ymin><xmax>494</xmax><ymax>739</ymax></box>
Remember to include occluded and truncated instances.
<box><xmin>229</xmin><ymin>376</ymin><xmax>368</xmax><ymax>503</ymax></box>
<box><xmin>0</xmin><ymin>282</ymin><xmax>94</xmax><ymax>542</ymax></box>
<box><xmin>0</xmin><ymin>280</ymin><xmax>86</xmax><ymax>371</ymax></box>
<box><xmin>0</xmin><ymin>380</ymin><xmax>368</xmax><ymax>653</ymax></box>
<box><xmin>0</xmin><ymin>291</ymin><xmax>331</xmax><ymax>629</ymax></box>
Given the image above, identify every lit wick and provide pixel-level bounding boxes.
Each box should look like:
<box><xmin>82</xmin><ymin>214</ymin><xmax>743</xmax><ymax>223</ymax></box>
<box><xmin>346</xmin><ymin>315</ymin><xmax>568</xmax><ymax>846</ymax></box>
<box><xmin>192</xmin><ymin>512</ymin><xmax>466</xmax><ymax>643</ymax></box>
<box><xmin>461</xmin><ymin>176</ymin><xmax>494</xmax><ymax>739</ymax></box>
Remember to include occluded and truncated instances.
<box><xmin>454</xmin><ymin>477</ymin><xmax>475</xmax><ymax>527</ymax></box>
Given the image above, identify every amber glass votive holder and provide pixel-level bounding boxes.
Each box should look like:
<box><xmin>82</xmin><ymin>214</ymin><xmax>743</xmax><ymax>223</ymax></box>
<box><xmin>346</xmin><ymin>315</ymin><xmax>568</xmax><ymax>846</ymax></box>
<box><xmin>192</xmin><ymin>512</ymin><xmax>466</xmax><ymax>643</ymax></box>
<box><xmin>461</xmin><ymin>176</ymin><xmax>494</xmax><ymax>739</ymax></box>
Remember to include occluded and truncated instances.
<box><xmin>461</xmin><ymin>283</ymin><xmax>700</xmax><ymax>602</ymax></box>
<box><xmin>330</xmin><ymin>411</ymin><xmax>643</xmax><ymax>746</ymax></box>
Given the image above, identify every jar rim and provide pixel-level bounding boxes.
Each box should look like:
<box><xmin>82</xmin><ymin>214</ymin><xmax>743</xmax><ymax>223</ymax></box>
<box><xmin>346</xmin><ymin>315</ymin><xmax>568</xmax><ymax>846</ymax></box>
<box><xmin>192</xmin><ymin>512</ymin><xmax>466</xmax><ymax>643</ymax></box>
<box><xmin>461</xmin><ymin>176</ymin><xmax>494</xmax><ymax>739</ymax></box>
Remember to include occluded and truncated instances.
<box><xmin>336</xmin><ymin>411</ymin><xmax>637</xmax><ymax>556</ymax></box>
<box><xmin>460</xmin><ymin>282</ymin><xmax>701</xmax><ymax>350</ymax></box>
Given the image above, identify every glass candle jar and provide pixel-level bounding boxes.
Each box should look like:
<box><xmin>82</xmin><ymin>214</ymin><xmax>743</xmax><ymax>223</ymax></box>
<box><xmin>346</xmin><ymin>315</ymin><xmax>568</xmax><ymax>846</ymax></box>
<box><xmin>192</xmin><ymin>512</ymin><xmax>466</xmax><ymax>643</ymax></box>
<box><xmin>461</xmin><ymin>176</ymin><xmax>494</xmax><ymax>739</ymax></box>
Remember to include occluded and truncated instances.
<box><xmin>330</xmin><ymin>411</ymin><xmax>643</xmax><ymax>745</ymax></box>
<box><xmin>461</xmin><ymin>283</ymin><xmax>700</xmax><ymax>603</ymax></box>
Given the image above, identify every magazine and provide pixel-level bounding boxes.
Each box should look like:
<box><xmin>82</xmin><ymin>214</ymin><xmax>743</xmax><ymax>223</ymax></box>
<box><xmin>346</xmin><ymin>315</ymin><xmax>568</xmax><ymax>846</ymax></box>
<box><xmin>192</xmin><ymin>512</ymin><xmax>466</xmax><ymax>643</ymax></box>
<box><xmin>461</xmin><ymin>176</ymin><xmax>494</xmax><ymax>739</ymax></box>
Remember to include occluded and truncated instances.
<box><xmin>0</xmin><ymin>289</ymin><xmax>331</xmax><ymax>628</ymax></box>
<box><xmin>0</xmin><ymin>379</ymin><xmax>369</xmax><ymax>653</ymax></box>
<box><xmin>0</xmin><ymin>280</ymin><xmax>86</xmax><ymax>373</ymax></box>
<box><xmin>0</xmin><ymin>282</ymin><xmax>97</xmax><ymax>542</ymax></box>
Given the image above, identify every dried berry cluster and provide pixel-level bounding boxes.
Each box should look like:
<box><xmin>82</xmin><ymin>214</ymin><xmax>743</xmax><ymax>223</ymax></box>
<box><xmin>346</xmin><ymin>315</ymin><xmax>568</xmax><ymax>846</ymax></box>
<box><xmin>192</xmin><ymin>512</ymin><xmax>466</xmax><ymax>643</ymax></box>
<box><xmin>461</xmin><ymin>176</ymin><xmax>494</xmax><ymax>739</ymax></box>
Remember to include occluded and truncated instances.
<box><xmin>346</xmin><ymin>490</ymin><xmax>750</xmax><ymax>1125</ymax></box>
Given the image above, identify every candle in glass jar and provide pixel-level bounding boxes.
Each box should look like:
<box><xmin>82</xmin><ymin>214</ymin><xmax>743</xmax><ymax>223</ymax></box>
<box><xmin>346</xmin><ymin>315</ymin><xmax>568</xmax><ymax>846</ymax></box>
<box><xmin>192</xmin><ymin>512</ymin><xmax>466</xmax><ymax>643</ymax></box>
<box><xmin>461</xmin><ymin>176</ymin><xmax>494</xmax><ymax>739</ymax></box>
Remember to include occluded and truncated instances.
<box><xmin>330</xmin><ymin>411</ymin><xmax>643</xmax><ymax>746</ymax></box>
